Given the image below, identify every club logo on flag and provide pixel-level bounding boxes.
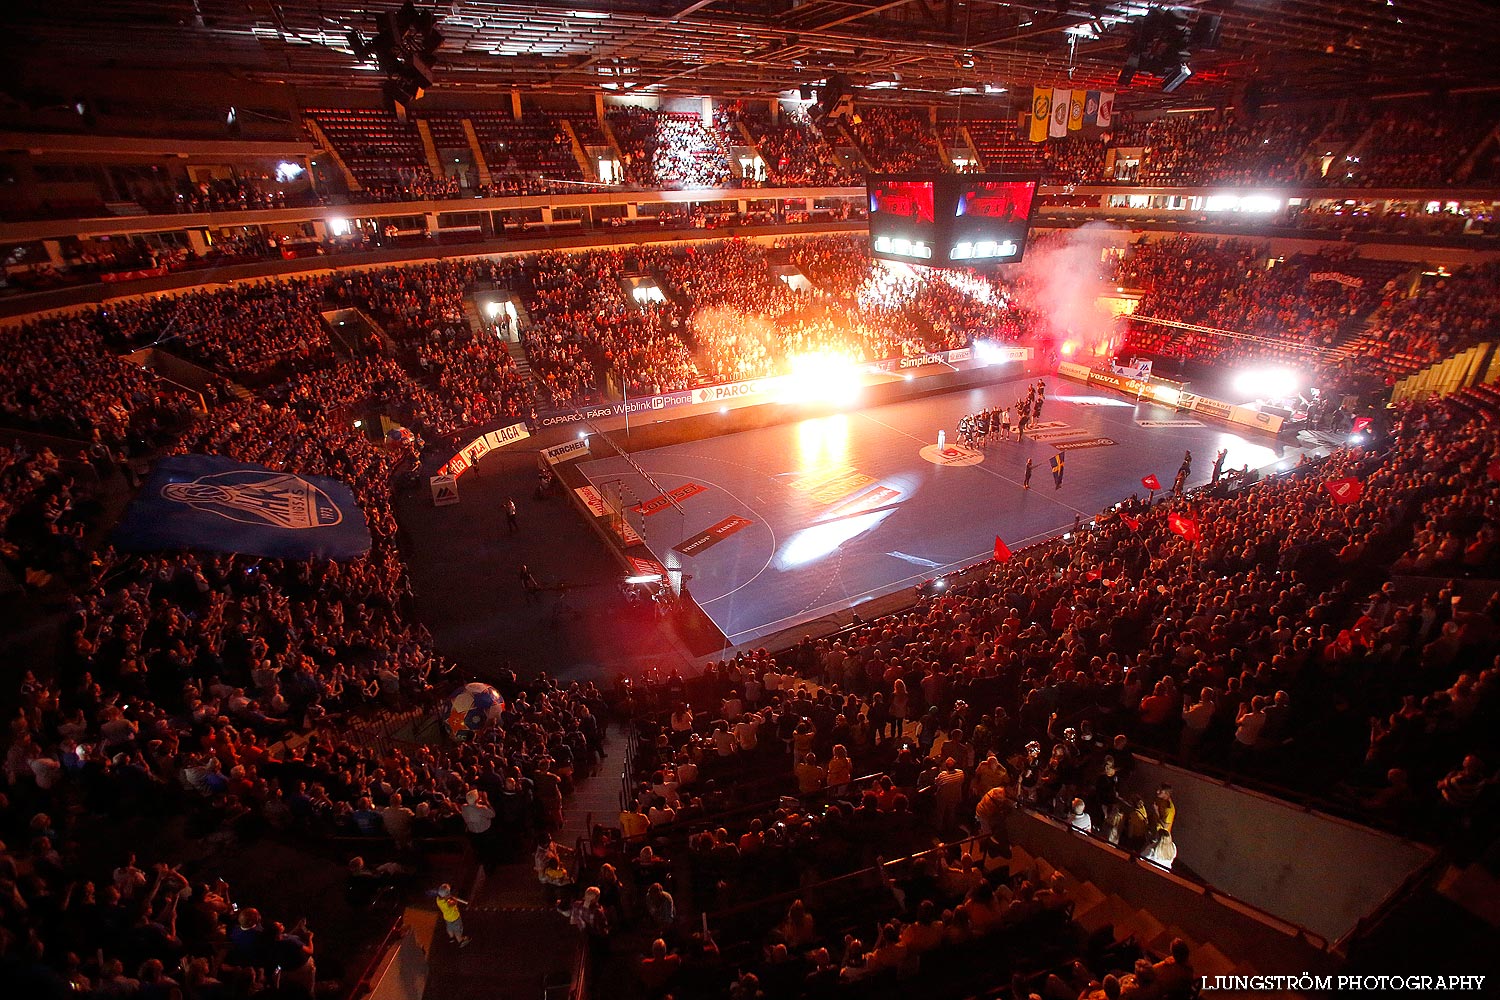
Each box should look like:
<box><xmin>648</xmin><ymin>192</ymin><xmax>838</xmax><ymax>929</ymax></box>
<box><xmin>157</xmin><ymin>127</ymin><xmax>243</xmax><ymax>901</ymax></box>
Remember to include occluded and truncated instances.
<box><xmin>1167</xmin><ymin>513</ymin><xmax>1200</xmax><ymax>542</ymax></box>
<box><xmin>1325</xmin><ymin>477</ymin><xmax>1365</xmax><ymax>505</ymax></box>
<box><xmin>1142</xmin><ymin>474</ymin><xmax>1161</xmax><ymax>492</ymax></box>
<box><xmin>1050</xmin><ymin>88</ymin><xmax>1071</xmax><ymax>137</ymax></box>
<box><xmin>1030</xmin><ymin>86</ymin><xmax>1052</xmax><ymax>142</ymax></box>
<box><xmin>116</xmin><ymin>455</ymin><xmax>371</xmax><ymax>561</ymax></box>
<box><xmin>163</xmin><ymin>472</ymin><xmax>343</xmax><ymax>530</ymax></box>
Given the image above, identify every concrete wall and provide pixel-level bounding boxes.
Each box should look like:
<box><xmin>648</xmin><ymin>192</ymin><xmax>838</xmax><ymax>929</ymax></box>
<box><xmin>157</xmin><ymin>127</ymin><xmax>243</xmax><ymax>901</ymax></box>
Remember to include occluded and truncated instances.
<box><xmin>1120</xmin><ymin>757</ymin><xmax>1434</xmax><ymax>945</ymax></box>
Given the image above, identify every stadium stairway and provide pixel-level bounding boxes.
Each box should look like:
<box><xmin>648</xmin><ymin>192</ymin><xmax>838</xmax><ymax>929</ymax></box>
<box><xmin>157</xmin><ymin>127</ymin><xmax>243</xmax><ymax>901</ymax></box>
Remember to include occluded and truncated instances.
<box><xmin>834</xmin><ymin>120</ymin><xmax>874</xmax><ymax>171</ymax></box>
<box><xmin>597</xmin><ymin>115</ymin><xmax>628</xmax><ymax>173</ymax></box>
<box><xmin>459</xmin><ymin>118</ymin><xmax>493</xmax><ymax>188</ymax></box>
<box><xmin>1391</xmin><ymin>341</ymin><xmax>1497</xmax><ymax>402</ymax></box>
<box><xmin>558</xmin><ymin>118</ymin><xmax>597</xmax><ymax>181</ymax></box>
<box><xmin>303</xmin><ymin>118</ymin><xmax>361</xmax><ymax>192</ymax></box>
<box><xmin>415</xmin><ymin>118</ymin><xmax>446</xmax><ymax>178</ymax></box>
<box><xmin>1022</xmin><ymin>844</ymin><xmax>1294</xmax><ymax>995</ymax></box>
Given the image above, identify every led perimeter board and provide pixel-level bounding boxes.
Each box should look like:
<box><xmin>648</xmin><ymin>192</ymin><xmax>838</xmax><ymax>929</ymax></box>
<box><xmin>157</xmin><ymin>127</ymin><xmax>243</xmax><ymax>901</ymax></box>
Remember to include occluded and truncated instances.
<box><xmin>867</xmin><ymin>173</ymin><xmax>1039</xmax><ymax>267</ymax></box>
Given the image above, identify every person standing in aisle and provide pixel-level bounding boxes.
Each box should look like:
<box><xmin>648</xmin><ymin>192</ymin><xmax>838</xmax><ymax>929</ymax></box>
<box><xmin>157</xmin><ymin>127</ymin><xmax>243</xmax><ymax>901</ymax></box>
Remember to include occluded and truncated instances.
<box><xmin>1023</xmin><ymin>457</ymin><xmax>1034</xmax><ymax>490</ymax></box>
<box><xmin>435</xmin><ymin>884</ymin><xmax>471</xmax><ymax>948</ymax></box>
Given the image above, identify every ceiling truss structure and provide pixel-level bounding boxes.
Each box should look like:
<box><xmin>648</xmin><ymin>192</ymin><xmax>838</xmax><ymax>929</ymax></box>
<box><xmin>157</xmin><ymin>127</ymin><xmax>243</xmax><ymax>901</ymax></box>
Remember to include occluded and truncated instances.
<box><xmin>8</xmin><ymin>1</ymin><xmax>1500</xmax><ymax>113</ymax></box>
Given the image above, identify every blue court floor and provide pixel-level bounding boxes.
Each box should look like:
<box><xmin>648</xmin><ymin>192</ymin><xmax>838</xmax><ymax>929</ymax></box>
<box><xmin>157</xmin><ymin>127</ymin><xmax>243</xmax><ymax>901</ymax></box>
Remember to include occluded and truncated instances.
<box><xmin>578</xmin><ymin>375</ymin><xmax>1316</xmax><ymax>647</ymax></box>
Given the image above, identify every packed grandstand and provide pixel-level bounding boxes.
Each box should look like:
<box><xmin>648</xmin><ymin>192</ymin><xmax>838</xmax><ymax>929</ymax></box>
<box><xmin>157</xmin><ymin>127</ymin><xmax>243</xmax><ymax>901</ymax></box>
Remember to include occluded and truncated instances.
<box><xmin>3</xmin><ymin>3</ymin><xmax>1500</xmax><ymax>1000</ymax></box>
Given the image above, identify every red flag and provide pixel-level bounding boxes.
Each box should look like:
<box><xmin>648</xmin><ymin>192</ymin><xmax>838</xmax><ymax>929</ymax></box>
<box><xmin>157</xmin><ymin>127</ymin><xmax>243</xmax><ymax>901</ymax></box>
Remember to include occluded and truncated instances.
<box><xmin>1085</xmin><ymin>567</ymin><xmax>1103</xmax><ymax>582</ymax></box>
<box><xmin>1119</xmin><ymin>513</ymin><xmax>1141</xmax><ymax>531</ymax></box>
<box><xmin>993</xmin><ymin>535</ymin><xmax>1012</xmax><ymax>563</ymax></box>
<box><xmin>1142</xmin><ymin>474</ymin><xmax>1161</xmax><ymax>492</ymax></box>
<box><xmin>1167</xmin><ymin>513</ymin><xmax>1200</xmax><ymax>542</ymax></box>
<box><xmin>1488</xmin><ymin>460</ymin><xmax>1500</xmax><ymax>483</ymax></box>
<box><xmin>1352</xmin><ymin>417</ymin><xmax>1373</xmax><ymax>434</ymax></box>
<box><xmin>1325</xmin><ymin>477</ymin><xmax>1364</xmax><ymax>505</ymax></box>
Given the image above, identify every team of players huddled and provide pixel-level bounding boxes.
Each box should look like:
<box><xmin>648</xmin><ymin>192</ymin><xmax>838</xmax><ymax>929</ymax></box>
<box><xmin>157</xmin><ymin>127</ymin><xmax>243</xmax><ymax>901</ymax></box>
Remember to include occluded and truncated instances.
<box><xmin>958</xmin><ymin>379</ymin><xmax>1048</xmax><ymax>448</ymax></box>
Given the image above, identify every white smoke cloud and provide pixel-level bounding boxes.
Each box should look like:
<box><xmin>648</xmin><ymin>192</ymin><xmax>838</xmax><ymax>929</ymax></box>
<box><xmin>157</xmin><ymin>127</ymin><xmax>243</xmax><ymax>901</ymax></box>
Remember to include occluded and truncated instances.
<box><xmin>1014</xmin><ymin>221</ymin><xmax>1122</xmax><ymax>356</ymax></box>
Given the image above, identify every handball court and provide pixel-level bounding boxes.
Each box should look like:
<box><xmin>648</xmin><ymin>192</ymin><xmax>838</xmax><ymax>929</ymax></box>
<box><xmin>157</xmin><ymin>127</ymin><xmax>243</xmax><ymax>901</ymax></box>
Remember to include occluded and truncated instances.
<box><xmin>579</xmin><ymin>375</ymin><xmax>1319</xmax><ymax>650</ymax></box>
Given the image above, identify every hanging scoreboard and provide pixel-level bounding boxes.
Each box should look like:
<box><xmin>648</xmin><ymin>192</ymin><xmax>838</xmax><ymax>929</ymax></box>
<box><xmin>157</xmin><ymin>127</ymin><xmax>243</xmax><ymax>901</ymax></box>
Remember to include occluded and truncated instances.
<box><xmin>867</xmin><ymin>173</ymin><xmax>1039</xmax><ymax>267</ymax></box>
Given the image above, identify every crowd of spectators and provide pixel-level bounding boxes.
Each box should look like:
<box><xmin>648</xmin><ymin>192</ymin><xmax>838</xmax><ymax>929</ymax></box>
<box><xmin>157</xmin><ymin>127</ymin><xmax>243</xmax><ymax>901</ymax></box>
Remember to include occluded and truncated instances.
<box><xmin>1112</xmin><ymin>236</ymin><xmax>1394</xmax><ymax>372</ymax></box>
<box><xmin>165</xmin><ymin>176</ymin><xmax>297</xmax><ymax>214</ymax></box>
<box><xmin>348</xmin><ymin>167</ymin><xmax>466</xmax><ymax>205</ymax></box>
<box><xmin>1111</xmin><ymin>109</ymin><xmax>1319</xmax><ymax>187</ymax></box>
<box><xmin>1342</xmin><ymin>262</ymin><xmax>1500</xmax><ymax>380</ymax></box>
<box><xmin>6</xmin><ymin>200</ymin><xmax>1500</xmax><ymax>995</ymax></box>
<box><xmin>609</xmin><ymin>109</ymin><xmax>735</xmax><ymax>190</ymax></box>
<box><xmin>1340</xmin><ymin>107</ymin><xmax>1494</xmax><ymax>188</ymax></box>
<box><xmin>579</xmin><ymin>392</ymin><xmax>1500</xmax><ymax>996</ymax></box>
<box><xmin>843</xmin><ymin>108</ymin><xmax>945</xmax><ymax>173</ymax></box>
<box><xmin>0</xmin><ymin>312</ymin><xmax>199</xmax><ymax>450</ymax></box>
<box><xmin>721</xmin><ymin>105</ymin><xmax>862</xmax><ymax>187</ymax></box>
<box><xmin>0</xmin><ymin>256</ymin><xmax>619</xmax><ymax>997</ymax></box>
<box><xmin>94</xmin><ymin>281</ymin><xmax>334</xmax><ymax>378</ymax></box>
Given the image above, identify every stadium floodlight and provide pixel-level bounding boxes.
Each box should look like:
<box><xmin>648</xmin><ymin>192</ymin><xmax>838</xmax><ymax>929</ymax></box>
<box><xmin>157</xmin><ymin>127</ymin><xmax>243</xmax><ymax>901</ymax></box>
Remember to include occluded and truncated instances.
<box><xmin>1232</xmin><ymin>367</ymin><xmax>1300</xmax><ymax>400</ymax></box>
<box><xmin>974</xmin><ymin>340</ymin><xmax>1012</xmax><ymax>366</ymax></box>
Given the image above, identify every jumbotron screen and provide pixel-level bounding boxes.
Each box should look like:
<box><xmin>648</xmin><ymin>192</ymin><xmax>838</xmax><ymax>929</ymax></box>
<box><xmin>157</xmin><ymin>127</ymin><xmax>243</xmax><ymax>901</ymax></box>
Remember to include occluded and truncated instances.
<box><xmin>867</xmin><ymin>177</ymin><xmax>938</xmax><ymax>262</ymax></box>
<box><xmin>949</xmin><ymin>178</ymin><xmax>1038</xmax><ymax>264</ymax></box>
<box><xmin>867</xmin><ymin>173</ymin><xmax>1040</xmax><ymax>267</ymax></box>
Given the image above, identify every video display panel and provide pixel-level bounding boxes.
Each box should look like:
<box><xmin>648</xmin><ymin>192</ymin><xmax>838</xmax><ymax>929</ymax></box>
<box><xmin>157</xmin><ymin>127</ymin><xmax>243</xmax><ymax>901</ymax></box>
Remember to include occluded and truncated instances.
<box><xmin>866</xmin><ymin>173</ymin><xmax>1040</xmax><ymax>267</ymax></box>
<box><xmin>867</xmin><ymin>176</ymin><xmax>938</xmax><ymax>262</ymax></box>
<box><xmin>948</xmin><ymin>178</ymin><xmax>1039</xmax><ymax>264</ymax></box>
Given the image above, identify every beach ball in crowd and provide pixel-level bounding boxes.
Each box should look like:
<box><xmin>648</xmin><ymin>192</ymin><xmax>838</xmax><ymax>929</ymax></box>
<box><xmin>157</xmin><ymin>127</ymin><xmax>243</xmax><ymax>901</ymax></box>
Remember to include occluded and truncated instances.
<box><xmin>445</xmin><ymin>682</ymin><xmax>505</xmax><ymax>741</ymax></box>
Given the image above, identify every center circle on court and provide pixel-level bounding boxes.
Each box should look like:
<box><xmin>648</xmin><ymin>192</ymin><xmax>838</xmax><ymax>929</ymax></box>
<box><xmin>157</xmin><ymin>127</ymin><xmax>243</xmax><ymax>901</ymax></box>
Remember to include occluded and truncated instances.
<box><xmin>919</xmin><ymin>443</ymin><xmax>986</xmax><ymax>467</ymax></box>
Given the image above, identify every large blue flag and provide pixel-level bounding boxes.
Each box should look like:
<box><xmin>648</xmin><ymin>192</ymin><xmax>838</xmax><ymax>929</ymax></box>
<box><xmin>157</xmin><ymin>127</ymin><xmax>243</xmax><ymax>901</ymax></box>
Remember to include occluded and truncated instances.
<box><xmin>116</xmin><ymin>455</ymin><xmax>372</xmax><ymax>560</ymax></box>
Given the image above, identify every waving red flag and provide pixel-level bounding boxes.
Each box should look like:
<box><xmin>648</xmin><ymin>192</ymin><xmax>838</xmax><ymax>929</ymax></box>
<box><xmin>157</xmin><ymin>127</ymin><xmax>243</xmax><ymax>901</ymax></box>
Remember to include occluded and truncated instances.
<box><xmin>1142</xmin><ymin>474</ymin><xmax>1161</xmax><ymax>492</ymax></box>
<box><xmin>1325</xmin><ymin>477</ymin><xmax>1364</xmax><ymax>505</ymax></box>
<box><xmin>1167</xmin><ymin>513</ymin><xmax>1201</xmax><ymax>542</ymax></box>
<box><xmin>1119</xmin><ymin>513</ymin><xmax>1141</xmax><ymax>531</ymax></box>
<box><xmin>1352</xmin><ymin>416</ymin><xmax>1373</xmax><ymax>434</ymax></box>
<box><xmin>1085</xmin><ymin>567</ymin><xmax>1103</xmax><ymax>582</ymax></box>
<box><xmin>993</xmin><ymin>535</ymin><xmax>1012</xmax><ymax>563</ymax></box>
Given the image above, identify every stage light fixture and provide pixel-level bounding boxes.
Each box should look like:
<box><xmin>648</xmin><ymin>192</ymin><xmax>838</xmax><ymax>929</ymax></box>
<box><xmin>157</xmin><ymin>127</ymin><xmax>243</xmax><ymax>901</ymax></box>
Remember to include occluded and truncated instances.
<box><xmin>1120</xmin><ymin>6</ymin><xmax>1195</xmax><ymax>92</ymax></box>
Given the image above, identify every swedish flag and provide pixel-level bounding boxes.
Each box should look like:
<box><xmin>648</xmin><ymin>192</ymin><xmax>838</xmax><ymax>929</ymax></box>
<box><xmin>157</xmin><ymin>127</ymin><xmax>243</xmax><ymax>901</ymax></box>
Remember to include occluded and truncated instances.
<box><xmin>1050</xmin><ymin>452</ymin><xmax>1065</xmax><ymax>489</ymax></box>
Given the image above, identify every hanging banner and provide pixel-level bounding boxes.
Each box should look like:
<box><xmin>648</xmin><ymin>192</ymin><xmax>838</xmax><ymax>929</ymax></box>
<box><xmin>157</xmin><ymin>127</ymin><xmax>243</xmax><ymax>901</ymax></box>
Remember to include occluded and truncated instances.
<box><xmin>1068</xmin><ymin>90</ymin><xmax>1086</xmax><ymax>131</ymax></box>
<box><xmin>1030</xmin><ymin>87</ymin><xmax>1052</xmax><ymax>142</ymax></box>
<box><xmin>1050</xmin><ymin>88</ymin><xmax>1072</xmax><ymax>138</ymax></box>
<box><xmin>1084</xmin><ymin>91</ymin><xmax>1102</xmax><ymax>128</ymax></box>
<box><xmin>1096</xmin><ymin>91</ymin><xmax>1115</xmax><ymax>129</ymax></box>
